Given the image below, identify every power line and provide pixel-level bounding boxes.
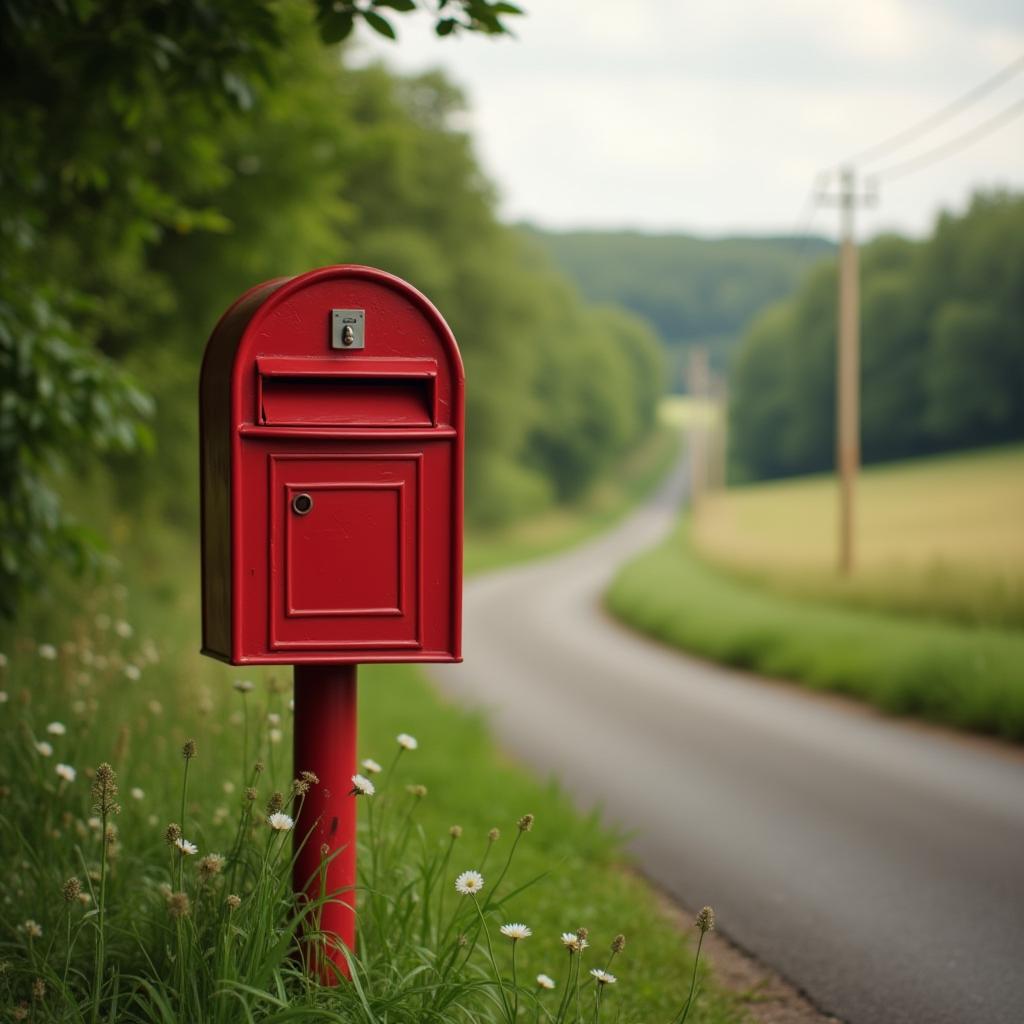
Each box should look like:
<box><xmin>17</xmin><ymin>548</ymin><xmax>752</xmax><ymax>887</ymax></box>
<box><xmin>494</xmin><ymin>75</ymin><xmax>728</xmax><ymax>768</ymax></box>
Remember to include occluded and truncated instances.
<box><xmin>871</xmin><ymin>96</ymin><xmax>1024</xmax><ymax>182</ymax></box>
<box><xmin>845</xmin><ymin>52</ymin><xmax>1024</xmax><ymax>167</ymax></box>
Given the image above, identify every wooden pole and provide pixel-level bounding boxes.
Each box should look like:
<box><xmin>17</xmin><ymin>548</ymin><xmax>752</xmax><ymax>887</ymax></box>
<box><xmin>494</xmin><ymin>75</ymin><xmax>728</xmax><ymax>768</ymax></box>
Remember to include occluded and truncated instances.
<box><xmin>836</xmin><ymin>166</ymin><xmax>860</xmax><ymax>576</ymax></box>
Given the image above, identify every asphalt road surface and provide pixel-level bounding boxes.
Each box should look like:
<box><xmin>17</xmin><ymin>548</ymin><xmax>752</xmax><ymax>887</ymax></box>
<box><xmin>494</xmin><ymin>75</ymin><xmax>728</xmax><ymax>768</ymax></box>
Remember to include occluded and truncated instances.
<box><xmin>431</xmin><ymin>450</ymin><xmax>1024</xmax><ymax>1024</ymax></box>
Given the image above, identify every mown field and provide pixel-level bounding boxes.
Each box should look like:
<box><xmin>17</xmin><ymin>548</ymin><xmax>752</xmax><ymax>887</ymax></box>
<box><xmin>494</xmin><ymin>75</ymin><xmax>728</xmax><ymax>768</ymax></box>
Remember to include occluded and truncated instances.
<box><xmin>0</xmin><ymin>427</ymin><xmax>750</xmax><ymax>1023</ymax></box>
<box><xmin>694</xmin><ymin>444</ymin><xmax>1024</xmax><ymax>628</ymax></box>
<box><xmin>608</xmin><ymin>444</ymin><xmax>1024</xmax><ymax>741</ymax></box>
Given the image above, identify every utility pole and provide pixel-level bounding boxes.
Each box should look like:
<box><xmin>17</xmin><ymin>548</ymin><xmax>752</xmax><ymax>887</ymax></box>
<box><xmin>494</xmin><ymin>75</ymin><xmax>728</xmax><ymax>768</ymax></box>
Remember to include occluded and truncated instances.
<box><xmin>819</xmin><ymin>167</ymin><xmax>875</xmax><ymax>576</ymax></box>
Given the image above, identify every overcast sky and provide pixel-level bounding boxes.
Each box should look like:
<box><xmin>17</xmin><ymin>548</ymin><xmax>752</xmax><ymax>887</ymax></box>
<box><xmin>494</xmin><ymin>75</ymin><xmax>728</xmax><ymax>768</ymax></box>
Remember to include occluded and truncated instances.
<box><xmin>354</xmin><ymin>0</ymin><xmax>1024</xmax><ymax>240</ymax></box>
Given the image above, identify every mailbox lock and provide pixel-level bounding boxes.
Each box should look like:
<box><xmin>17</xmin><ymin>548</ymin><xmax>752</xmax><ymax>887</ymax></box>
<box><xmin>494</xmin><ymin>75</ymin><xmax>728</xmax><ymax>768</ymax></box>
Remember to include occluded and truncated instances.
<box><xmin>292</xmin><ymin>493</ymin><xmax>314</xmax><ymax>516</ymax></box>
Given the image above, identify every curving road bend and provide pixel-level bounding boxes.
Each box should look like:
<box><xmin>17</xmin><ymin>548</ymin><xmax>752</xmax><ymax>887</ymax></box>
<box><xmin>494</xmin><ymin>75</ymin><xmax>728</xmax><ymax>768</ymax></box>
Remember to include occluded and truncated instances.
<box><xmin>430</xmin><ymin>448</ymin><xmax>1024</xmax><ymax>1024</ymax></box>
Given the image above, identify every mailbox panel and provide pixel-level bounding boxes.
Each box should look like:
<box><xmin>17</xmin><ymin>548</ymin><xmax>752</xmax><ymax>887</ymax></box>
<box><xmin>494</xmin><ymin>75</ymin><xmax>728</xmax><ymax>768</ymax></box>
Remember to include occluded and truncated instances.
<box><xmin>269</xmin><ymin>453</ymin><xmax>420</xmax><ymax>650</ymax></box>
<box><xmin>199</xmin><ymin>265</ymin><xmax>463</xmax><ymax>666</ymax></box>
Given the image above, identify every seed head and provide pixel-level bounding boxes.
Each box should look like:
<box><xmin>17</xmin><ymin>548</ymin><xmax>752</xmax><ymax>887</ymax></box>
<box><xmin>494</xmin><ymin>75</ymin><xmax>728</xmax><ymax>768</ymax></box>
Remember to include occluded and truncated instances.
<box><xmin>32</xmin><ymin>978</ymin><xmax>45</xmax><ymax>1000</ymax></box>
<box><xmin>266</xmin><ymin>791</ymin><xmax>284</xmax><ymax>815</ymax></box>
<box><xmin>198</xmin><ymin>853</ymin><xmax>225</xmax><ymax>880</ymax></box>
<box><xmin>576</xmin><ymin>927</ymin><xmax>589</xmax><ymax>943</ymax></box>
<box><xmin>91</xmin><ymin>763</ymin><xmax>120</xmax><ymax>817</ymax></box>
<box><xmin>182</xmin><ymin>739</ymin><xmax>197</xmax><ymax>760</ymax></box>
<box><xmin>449</xmin><ymin>825</ymin><xmax>463</xmax><ymax>839</ymax></box>
<box><xmin>517</xmin><ymin>813</ymin><xmax>534</xmax><ymax>832</ymax></box>
<box><xmin>62</xmin><ymin>877</ymin><xmax>82</xmax><ymax>903</ymax></box>
<box><xmin>166</xmin><ymin>891</ymin><xmax>191</xmax><ymax>920</ymax></box>
<box><xmin>406</xmin><ymin>783</ymin><xmax>427</xmax><ymax>798</ymax></box>
<box><xmin>164</xmin><ymin>822</ymin><xmax>182</xmax><ymax>845</ymax></box>
<box><xmin>488</xmin><ymin>827</ymin><xmax>501</xmax><ymax>842</ymax></box>
<box><xmin>536</xmin><ymin>973</ymin><xmax>556</xmax><ymax>990</ymax></box>
<box><xmin>253</xmin><ymin>760</ymin><xmax>265</xmax><ymax>775</ymax></box>
<box><xmin>225</xmin><ymin>893</ymin><xmax>242</xmax><ymax>911</ymax></box>
<box><xmin>13</xmin><ymin>1003</ymin><xmax>28</xmax><ymax>1021</ymax></box>
<box><xmin>696</xmin><ymin>906</ymin><xmax>715</xmax><ymax>934</ymax></box>
<box><xmin>291</xmin><ymin>770</ymin><xmax>319</xmax><ymax>796</ymax></box>
<box><xmin>245</xmin><ymin>787</ymin><xmax>257</xmax><ymax>802</ymax></box>
<box><xmin>611</xmin><ymin>933</ymin><xmax>626</xmax><ymax>953</ymax></box>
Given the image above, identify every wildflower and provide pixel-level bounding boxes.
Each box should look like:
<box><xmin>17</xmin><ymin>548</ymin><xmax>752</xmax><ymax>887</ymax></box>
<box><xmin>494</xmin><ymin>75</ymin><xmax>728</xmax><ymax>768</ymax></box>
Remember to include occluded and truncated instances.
<box><xmin>696</xmin><ymin>905</ymin><xmax>715</xmax><ymax>934</ymax></box>
<box><xmin>361</xmin><ymin>758</ymin><xmax>382</xmax><ymax>774</ymax></box>
<box><xmin>197</xmin><ymin>853</ymin><xmax>225</xmax><ymax>880</ymax></box>
<box><xmin>266</xmin><ymin>791</ymin><xmax>285</xmax><ymax>815</ymax></box>
<box><xmin>0</xmin><ymin>691</ymin><xmax>7</xmax><ymax>703</ymax></box>
<box><xmin>254</xmin><ymin>759</ymin><xmax>265</xmax><ymax>774</ymax></box>
<box><xmin>454</xmin><ymin>870</ymin><xmax>484</xmax><ymax>895</ymax></box>
<box><xmin>91</xmin><ymin>763</ymin><xmax>120</xmax><ymax>817</ymax></box>
<box><xmin>131</xmin><ymin>787</ymin><xmax>144</xmax><ymax>800</ymax></box>
<box><xmin>62</xmin><ymin>877</ymin><xmax>82</xmax><ymax>902</ymax></box>
<box><xmin>245</xmin><ymin>787</ymin><xmax>257</xmax><ymax>802</ymax></box>
<box><xmin>115</xmin><ymin>620</ymin><xmax>133</xmax><ymax>638</ymax></box>
<box><xmin>268</xmin><ymin>728</ymin><xmax>283</xmax><ymax>744</ymax></box>
<box><xmin>32</xmin><ymin>978</ymin><xmax>45</xmax><ymax>1000</ymax></box>
<box><xmin>148</xmin><ymin>699</ymin><xmax>163</xmax><ymax>715</ymax></box>
<box><xmin>517</xmin><ymin>813</ymin><xmax>534</xmax><ymax>832</ymax></box>
<box><xmin>175</xmin><ymin>838</ymin><xmax>198</xmax><ymax>856</ymax></box>
<box><xmin>396</xmin><ymin>732</ymin><xmax>418</xmax><ymax>750</ymax></box>
<box><xmin>78</xmin><ymin>892</ymin><xmax>91</xmax><ymax>907</ymax></box>
<box><xmin>350</xmin><ymin>774</ymin><xmax>375</xmax><ymax>797</ymax></box>
<box><xmin>611</xmin><ymin>933</ymin><xmax>626</xmax><ymax>953</ymax></box>
<box><xmin>406</xmin><ymin>783</ymin><xmax>427</xmax><ymax>798</ymax></box>
<box><xmin>223</xmin><ymin>781</ymin><xmax>236</xmax><ymax>794</ymax></box>
<box><xmin>233</xmin><ymin>680</ymin><xmax>254</xmax><ymax>693</ymax></box>
<box><xmin>560</xmin><ymin>932</ymin><xmax>589</xmax><ymax>953</ymax></box>
<box><xmin>38</xmin><ymin>644</ymin><xmax>57</xmax><ymax>660</ymax></box>
<box><xmin>291</xmin><ymin>770</ymin><xmax>319</xmax><ymax>796</ymax></box>
<box><xmin>590</xmin><ymin>968</ymin><xmax>616</xmax><ymax>985</ymax></box>
<box><xmin>0</xmin><ymin>652</ymin><xmax>6</xmax><ymax>666</ymax></box>
<box><xmin>267</xmin><ymin>812</ymin><xmax>294</xmax><ymax>831</ymax></box>
<box><xmin>182</xmin><ymin>738</ymin><xmax>197</xmax><ymax>760</ymax></box>
<box><xmin>225</xmin><ymin>893</ymin><xmax>242</xmax><ymax>911</ymax></box>
<box><xmin>35</xmin><ymin>741</ymin><xmax>53</xmax><ymax>757</ymax></box>
<box><xmin>46</xmin><ymin>721</ymin><xmax>66</xmax><ymax>736</ymax></box>
<box><xmin>164</xmin><ymin>822</ymin><xmax>182</xmax><ymax>845</ymax></box>
<box><xmin>488</xmin><ymin>827</ymin><xmax>501</xmax><ymax>842</ymax></box>
<box><xmin>22</xmin><ymin>920</ymin><xmax>42</xmax><ymax>939</ymax></box>
<box><xmin>500</xmin><ymin>922</ymin><xmax>532</xmax><ymax>941</ymax></box>
<box><xmin>576</xmin><ymin>927</ymin><xmax>589</xmax><ymax>942</ymax></box>
<box><xmin>87</xmin><ymin>816</ymin><xmax>102</xmax><ymax>832</ymax></box>
<box><xmin>124</xmin><ymin>665</ymin><xmax>141</xmax><ymax>681</ymax></box>
<box><xmin>55</xmin><ymin>763</ymin><xmax>76</xmax><ymax>783</ymax></box>
<box><xmin>13</xmin><ymin>1003</ymin><xmax>28</xmax><ymax>1021</ymax></box>
<box><xmin>537</xmin><ymin>974</ymin><xmax>556</xmax><ymax>990</ymax></box>
<box><xmin>267</xmin><ymin>712</ymin><xmax>281</xmax><ymax>726</ymax></box>
<box><xmin>449</xmin><ymin>825</ymin><xmax>463</xmax><ymax>838</ymax></box>
<box><xmin>166</xmin><ymin>891</ymin><xmax>191</xmax><ymax>919</ymax></box>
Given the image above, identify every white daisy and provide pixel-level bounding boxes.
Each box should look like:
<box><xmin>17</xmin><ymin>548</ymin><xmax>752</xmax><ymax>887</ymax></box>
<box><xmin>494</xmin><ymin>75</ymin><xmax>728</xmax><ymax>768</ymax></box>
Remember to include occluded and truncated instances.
<box><xmin>131</xmin><ymin>787</ymin><xmax>144</xmax><ymax>800</ymax></box>
<box><xmin>35</xmin><ymin>740</ymin><xmax>53</xmax><ymax>757</ymax></box>
<box><xmin>175</xmin><ymin>838</ymin><xmax>198</xmax><ymax>855</ymax></box>
<box><xmin>268</xmin><ymin>728</ymin><xmax>283</xmax><ymax>744</ymax></box>
<box><xmin>267</xmin><ymin>712</ymin><xmax>281</xmax><ymax>726</ymax></box>
<box><xmin>114</xmin><ymin>620</ymin><xmax>133</xmax><ymax>638</ymax></box>
<box><xmin>560</xmin><ymin>932</ymin><xmax>589</xmax><ymax>952</ymax></box>
<box><xmin>55</xmin><ymin>763</ymin><xmax>76</xmax><ymax>782</ymax></box>
<box><xmin>233</xmin><ymin>679</ymin><xmax>254</xmax><ymax>693</ymax></box>
<box><xmin>396</xmin><ymin>732</ymin><xmax>418</xmax><ymax>750</ymax></box>
<box><xmin>500</xmin><ymin>922</ymin><xmax>532</xmax><ymax>941</ymax></box>
<box><xmin>22</xmin><ymin>919</ymin><xmax>43</xmax><ymax>939</ymax></box>
<box><xmin>267</xmin><ymin>812</ymin><xmax>294</xmax><ymax>831</ymax></box>
<box><xmin>590</xmin><ymin>969</ymin><xmax>616</xmax><ymax>985</ymax></box>
<box><xmin>38</xmin><ymin>643</ymin><xmax>57</xmax><ymax>660</ymax></box>
<box><xmin>536</xmin><ymin>974</ymin><xmax>556</xmax><ymax>990</ymax></box>
<box><xmin>350</xmin><ymin>774</ymin><xmax>375</xmax><ymax>796</ymax></box>
<box><xmin>124</xmin><ymin>665</ymin><xmax>141</xmax><ymax>681</ymax></box>
<box><xmin>454</xmin><ymin>870</ymin><xmax>484</xmax><ymax>896</ymax></box>
<box><xmin>46</xmin><ymin>721</ymin><xmax>66</xmax><ymax>736</ymax></box>
<box><xmin>361</xmin><ymin>758</ymin><xmax>382</xmax><ymax>774</ymax></box>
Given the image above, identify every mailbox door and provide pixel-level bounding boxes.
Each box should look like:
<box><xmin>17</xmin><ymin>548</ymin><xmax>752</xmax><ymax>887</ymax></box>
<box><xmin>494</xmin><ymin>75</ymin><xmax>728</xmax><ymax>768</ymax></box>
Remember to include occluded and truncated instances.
<box><xmin>269</xmin><ymin>453</ymin><xmax>421</xmax><ymax>651</ymax></box>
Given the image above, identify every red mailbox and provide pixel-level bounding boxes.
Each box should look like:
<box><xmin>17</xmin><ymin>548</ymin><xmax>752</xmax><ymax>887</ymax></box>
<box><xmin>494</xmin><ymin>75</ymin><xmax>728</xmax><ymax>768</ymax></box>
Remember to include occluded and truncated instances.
<box><xmin>199</xmin><ymin>265</ymin><xmax>464</xmax><ymax>980</ymax></box>
<box><xmin>200</xmin><ymin>264</ymin><xmax>463</xmax><ymax>665</ymax></box>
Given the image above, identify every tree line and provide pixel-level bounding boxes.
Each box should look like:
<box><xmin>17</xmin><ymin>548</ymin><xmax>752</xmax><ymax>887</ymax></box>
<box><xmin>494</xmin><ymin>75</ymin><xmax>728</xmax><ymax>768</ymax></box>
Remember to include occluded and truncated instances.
<box><xmin>0</xmin><ymin>0</ymin><xmax>663</xmax><ymax>617</ymax></box>
<box><xmin>729</xmin><ymin>191</ymin><xmax>1024</xmax><ymax>482</ymax></box>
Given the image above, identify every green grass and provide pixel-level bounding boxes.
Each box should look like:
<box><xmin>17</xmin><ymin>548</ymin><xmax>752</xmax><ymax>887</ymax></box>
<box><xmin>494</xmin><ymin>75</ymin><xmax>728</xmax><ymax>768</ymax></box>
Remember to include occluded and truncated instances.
<box><xmin>607</xmin><ymin>520</ymin><xmax>1024</xmax><ymax>741</ymax></box>
<box><xmin>695</xmin><ymin>444</ymin><xmax>1024</xmax><ymax>628</ymax></box>
<box><xmin>0</xmin><ymin>425</ymin><xmax>747</xmax><ymax>1023</ymax></box>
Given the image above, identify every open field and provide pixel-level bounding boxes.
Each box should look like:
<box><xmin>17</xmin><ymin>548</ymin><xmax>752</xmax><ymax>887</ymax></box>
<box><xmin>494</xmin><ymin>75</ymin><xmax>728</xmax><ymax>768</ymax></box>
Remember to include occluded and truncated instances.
<box><xmin>0</xmin><ymin>431</ymin><xmax>749</xmax><ymax>1023</ymax></box>
<box><xmin>607</xmin><ymin>519</ymin><xmax>1024</xmax><ymax>741</ymax></box>
<box><xmin>695</xmin><ymin>444</ymin><xmax>1024</xmax><ymax>627</ymax></box>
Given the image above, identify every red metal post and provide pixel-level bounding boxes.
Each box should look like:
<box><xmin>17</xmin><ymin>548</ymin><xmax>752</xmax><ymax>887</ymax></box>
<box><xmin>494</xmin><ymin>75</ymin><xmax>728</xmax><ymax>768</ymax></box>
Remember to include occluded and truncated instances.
<box><xmin>293</xmin><ymin>664</ymin><xmax>358</xmax><ymax>981</ymax></box>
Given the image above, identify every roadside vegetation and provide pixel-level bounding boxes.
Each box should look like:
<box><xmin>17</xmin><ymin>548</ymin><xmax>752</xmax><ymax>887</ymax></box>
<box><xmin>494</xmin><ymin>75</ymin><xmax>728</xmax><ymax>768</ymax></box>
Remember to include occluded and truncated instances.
<box><xmin>607</xmin><ymin>453</ymin><xmax>1024</xmax><ymax>741</ymax></box>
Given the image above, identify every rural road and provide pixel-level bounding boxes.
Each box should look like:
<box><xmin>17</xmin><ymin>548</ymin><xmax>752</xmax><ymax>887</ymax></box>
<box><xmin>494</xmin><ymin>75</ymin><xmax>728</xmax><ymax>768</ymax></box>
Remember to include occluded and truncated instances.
<box><xmin>431</xmin><ymin>447</ymin><xmax>1024</xmax><ymax>1024</ymax></box>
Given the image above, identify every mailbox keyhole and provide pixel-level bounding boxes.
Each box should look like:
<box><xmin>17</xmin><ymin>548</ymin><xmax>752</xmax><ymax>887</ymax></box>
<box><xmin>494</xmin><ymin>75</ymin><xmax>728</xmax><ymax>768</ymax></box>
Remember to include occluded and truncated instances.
<box><xmin>292</xmin><ymin>493</ymin><xmax>314</xmax><ymax>516</ymax></box>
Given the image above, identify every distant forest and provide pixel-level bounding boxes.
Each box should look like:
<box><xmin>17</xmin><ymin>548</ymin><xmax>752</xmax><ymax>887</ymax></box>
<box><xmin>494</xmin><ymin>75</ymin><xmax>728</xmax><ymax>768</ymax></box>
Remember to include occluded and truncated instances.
<box><xmin>524</xmin><ymin>226</ymin><xmax>833</xmax><ymax>386</ymax></box>
<box><xmin>730</xmin><ymin>191</ymin><xmax>1024</xmax><ymax>482</ymax></box>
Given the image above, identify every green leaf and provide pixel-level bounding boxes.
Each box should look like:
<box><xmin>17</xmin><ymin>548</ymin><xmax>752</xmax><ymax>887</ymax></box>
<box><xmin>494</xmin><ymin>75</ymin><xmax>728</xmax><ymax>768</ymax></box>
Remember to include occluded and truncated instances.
<box><xmin>362</xmin><ymin>10</ymin><xmax>397</xmax><ymax>38</ymax></box>
<box><xmin>319</xmin><ymin>11</ymin><xmax>355</xmax><ymax>43</ymax></box>
<box><xmin>374</xmin><ymin>0</ymin><xmax>416</xmax><ymax>10</ymax></box>
<box><xmin>435</xmin><ymin>17</ymin><xmax>457</xmax><ymax>35</ymax></box>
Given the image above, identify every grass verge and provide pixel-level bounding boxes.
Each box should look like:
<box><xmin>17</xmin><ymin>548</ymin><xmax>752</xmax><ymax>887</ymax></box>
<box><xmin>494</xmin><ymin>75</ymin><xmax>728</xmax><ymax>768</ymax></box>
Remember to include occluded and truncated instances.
<box><xmin>607</xmin><ymin>520</ymin><xmax>1024</xmax><ymax>742</ymax></box>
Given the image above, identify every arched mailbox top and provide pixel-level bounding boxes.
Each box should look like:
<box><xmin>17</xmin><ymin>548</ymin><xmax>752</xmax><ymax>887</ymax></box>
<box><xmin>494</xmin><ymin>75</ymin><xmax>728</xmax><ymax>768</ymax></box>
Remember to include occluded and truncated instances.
<box><xmin>199</xmin><ymin>265</ymin><xmax>464</xmax><ymax>667</ymax></box>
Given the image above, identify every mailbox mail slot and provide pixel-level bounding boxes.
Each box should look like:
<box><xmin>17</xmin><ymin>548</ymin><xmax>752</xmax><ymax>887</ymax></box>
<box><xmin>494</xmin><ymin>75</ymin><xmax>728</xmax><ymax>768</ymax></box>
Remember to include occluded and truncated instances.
<box><xmin>199</xmin><ymin>265</ymin><xmax>463</xmax><ymax>665</ymax></box>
